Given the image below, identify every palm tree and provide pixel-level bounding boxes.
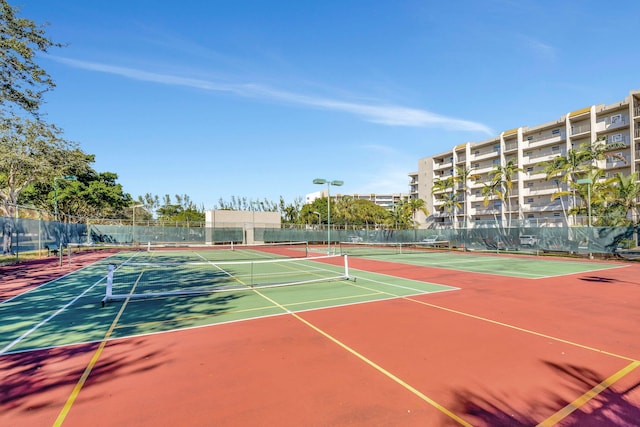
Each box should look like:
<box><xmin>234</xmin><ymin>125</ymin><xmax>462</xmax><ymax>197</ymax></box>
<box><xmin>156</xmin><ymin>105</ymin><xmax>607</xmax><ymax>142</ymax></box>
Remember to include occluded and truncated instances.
<box><xmin>407</xmin><ymin>197</ymin><xmax>428</xmax><ymax>228</ymax></box>
<box><xmin>606</xmin><ymin>172</ymin><xmax>640</xmax><ymax>225</ymax></box>
<box><xmin>431</xmin><ymin>176</ymin><xmax>456</xmax><ymax>226</ymax></box>
<box><xmin>540</xmin><ymin>156</ymin><xmax>570</xmax><ymax>225</ymax></box>
<box><xmin>481</xmin><ymin>179</ymin><xmax>501</xmax><ymax>226</ymax></box>
<box><xmin>488</xmin><ymin>159</ymin><xmax>523</xmax><ymax>228</ymax></box>
<box><xmin>387</xmin><ymin>200</ymin><xmax>413</xmax><ymax>230</ymax></box>
<box><xmin>455</xmin><ymin>165</ymin><xmax>479</xmax><ymax>229</ymax></box>
<box><xmin>539</xmin><ymin>138</ymin><xmax>627</xmax><ymax>224</ymax></box>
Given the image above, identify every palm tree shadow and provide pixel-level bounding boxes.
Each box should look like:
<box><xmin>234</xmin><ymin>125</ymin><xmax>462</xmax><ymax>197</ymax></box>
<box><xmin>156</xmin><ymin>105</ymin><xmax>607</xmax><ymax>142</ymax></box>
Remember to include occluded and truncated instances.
<box><xmin>450</xmin><ymin>360</ymin><xmax>640</xmax><ymax>426</ymax></box>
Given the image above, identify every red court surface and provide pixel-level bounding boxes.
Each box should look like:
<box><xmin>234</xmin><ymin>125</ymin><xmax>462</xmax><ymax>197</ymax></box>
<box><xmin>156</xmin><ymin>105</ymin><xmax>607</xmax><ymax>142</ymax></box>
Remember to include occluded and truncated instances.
<box><xmin>2</xmin><ymin>253</ymin><xmax>640</xmax><ymax>426</ymax></box>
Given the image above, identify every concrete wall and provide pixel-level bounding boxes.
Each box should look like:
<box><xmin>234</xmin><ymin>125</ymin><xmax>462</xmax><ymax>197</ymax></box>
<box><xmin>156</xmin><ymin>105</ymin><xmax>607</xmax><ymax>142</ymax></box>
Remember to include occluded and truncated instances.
<box><xmin>205</xmin><ymin>210</ymin><xmax>281</xmax><ymax>244</ymax></box>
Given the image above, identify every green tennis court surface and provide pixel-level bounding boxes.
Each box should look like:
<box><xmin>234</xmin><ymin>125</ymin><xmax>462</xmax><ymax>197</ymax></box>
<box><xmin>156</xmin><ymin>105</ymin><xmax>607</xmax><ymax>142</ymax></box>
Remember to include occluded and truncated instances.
<box><xmin>341</xmin><ymin>248</ymin><xmax>625</xmax><ymax>278</ymax></box>
<box><xmin>0</xmin><ymin>247</ymin><xmax>624</xmax><ymax>356</ymax></box>
<box><xmin>0</xmin><ymin>252</ymin><xmax>455</xmax><ymax>355</ymax></box>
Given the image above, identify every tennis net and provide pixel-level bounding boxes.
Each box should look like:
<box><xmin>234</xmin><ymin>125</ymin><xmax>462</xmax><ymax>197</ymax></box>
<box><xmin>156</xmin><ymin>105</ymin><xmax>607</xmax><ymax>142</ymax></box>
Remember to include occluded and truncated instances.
<box><xmin>102</xmin><ymin>253</ymin><xmax>350</xmax><ymax>305</ymax></box>
<box><xmin>339</xmin><ymin>241</ymin><xmax>448</xmax><ymax>256</ymax></box>
<box><xmin>143</xmin><ymin>241</ymin><xmax>309</xmax><ymax>260</ymax></box>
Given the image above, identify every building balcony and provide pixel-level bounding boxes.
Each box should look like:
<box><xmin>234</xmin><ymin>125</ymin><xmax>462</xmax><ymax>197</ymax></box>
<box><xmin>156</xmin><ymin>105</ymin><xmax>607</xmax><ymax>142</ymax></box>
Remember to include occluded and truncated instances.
<box><xmin>521</xmin><ymin>202</ymin><xmax>564</xmax><ymax>213</ymax></box>
<box><xmin>504</xmin><ymin>142</ymin><xmax>519</xmax><ymax>152</ymax></box>
<box><xmin>471</xmin><ymin>150</ymin><xmax>499</xmax><ymax>161</ymax></box>
<box><xmin>598</xmin><ymin>113</ymin><xmax>628</xmax><ymax>129</ymax></box>
<box><xmin>433</xmin><ymin>161</ymin><xmax>453</xmax><ymax>170</ymax></box>
<box><xmin>570</xmin><ymin>123</ymin><xmax>591</xmax><ymax>136</ymax></box>
<box><xmin>522</xmin><ymin>185</ymin><xmax>560</xmax><ymax>196</ymax></box>
<box><xmin>524</xmin><ymin>133</ymin><xmax>565</xmax><ymax>148</ymax></box>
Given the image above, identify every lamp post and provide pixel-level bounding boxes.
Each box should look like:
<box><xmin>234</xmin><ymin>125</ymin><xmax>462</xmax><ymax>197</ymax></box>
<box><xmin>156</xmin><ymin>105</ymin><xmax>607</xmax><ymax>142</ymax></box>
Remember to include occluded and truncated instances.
<box><xmin>53</xmin><ymin>175</ymin><xmax>77</xmax><ymax>221</ymax></box>
<box><xmin>313</xmin><ymin>178</ymin><xmax>343</xmax><ymax>253</ymax></box>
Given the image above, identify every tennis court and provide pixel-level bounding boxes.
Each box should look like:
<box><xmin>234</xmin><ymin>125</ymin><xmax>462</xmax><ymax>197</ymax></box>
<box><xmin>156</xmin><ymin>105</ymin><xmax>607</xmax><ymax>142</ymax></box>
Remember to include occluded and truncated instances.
<box><xmin>1</xmin><ymin>244</ymin><xmax>639</xmax><ymax>426</ymax></box>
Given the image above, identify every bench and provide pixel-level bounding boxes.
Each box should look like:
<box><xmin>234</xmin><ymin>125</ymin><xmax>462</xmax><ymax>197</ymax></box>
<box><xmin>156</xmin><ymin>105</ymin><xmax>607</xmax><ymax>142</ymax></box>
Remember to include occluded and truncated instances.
<box><xmin>421</xmin><ymin>237</ymin><xmax>450</xmax><ymax>248</ymax></box>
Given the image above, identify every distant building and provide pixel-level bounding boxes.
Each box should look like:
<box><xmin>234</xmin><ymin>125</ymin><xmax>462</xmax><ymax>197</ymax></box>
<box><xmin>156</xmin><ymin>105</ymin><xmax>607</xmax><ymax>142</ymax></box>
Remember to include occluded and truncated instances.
<box><xmin>410</xmin><ymin>89</ymin><xmax>640</xmax><ymax>228</ymax></box>
<box><xmin>305</xmin><ymin>192</ymin><xmax>409</xmax><ymax>210</ymax></box>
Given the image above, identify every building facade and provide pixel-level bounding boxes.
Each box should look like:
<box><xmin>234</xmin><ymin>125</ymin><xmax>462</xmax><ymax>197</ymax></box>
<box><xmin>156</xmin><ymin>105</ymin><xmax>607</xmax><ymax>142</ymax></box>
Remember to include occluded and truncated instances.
<box><xmin>306</xmin><ymin>191</ymin><xmax>408</xmax><ymax>210</ymax></box>
<box><xmin>410</xmin><ymin>89</ymin><xmax>640</xmax><ymax>228</ymax></box>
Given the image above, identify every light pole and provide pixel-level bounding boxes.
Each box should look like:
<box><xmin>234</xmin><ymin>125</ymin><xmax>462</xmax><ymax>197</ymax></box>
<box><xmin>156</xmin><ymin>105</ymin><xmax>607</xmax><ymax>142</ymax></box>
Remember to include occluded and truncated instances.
<box><xmin>313</xmin><ymin>178</ymin><xmax>343</xmax><ymax>253</ymax></box>
<box><xmin>54</xmin><ymin>175</ymin><xmax>77</xmax><ymax>221</ymax></box>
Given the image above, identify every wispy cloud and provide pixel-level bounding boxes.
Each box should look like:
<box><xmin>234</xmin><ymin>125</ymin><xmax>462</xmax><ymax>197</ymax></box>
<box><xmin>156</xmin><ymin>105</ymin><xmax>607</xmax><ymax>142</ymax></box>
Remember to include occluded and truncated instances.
<box><xmin>359</xmin><ymin>168</ymin><xmax>412</xmax><ymax>194</ymax></box>
<box><xmin>520</xmin><ymin>35</ymin><xmax>557</xmax><ymax>61</ymax></box>
<box><xmin>51</xmin><ymin>56</ymin><xmax>494</xmax><ymax>135</ymax></box>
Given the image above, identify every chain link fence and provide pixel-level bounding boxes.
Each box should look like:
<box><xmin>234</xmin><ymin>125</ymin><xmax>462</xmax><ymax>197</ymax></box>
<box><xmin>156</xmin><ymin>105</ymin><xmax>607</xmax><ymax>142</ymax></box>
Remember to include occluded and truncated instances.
<box><xmin>2</xmin><ymin>205</ymin><xmax>638</xmax><ymax>258</ymax></box>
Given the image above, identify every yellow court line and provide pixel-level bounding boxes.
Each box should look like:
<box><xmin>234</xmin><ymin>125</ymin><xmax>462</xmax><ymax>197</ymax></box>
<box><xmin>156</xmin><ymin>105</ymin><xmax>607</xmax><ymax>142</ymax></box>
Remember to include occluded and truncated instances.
<box><xmin>403</xmin><ymin>297</ymin><xmax>640</xmax><ymax>424</ymax></box>
<box><xmin>250</xmin><ymin>287</ymin><xmax>473</xmax><ymax>426</ymax></box>
<box><xmin>404</xmin><ymin>297</ymin><xmax>637</xmax><ymax>362</ymax></box>
<box><xmin>537</xmin><ymin>360</ymin><xmax>640</xmax><ymax>426</ymax></box>
<box><xmin>53</xmin><ymin>274</ymin><xmax>141</xmax><ymax>426</ymax></box>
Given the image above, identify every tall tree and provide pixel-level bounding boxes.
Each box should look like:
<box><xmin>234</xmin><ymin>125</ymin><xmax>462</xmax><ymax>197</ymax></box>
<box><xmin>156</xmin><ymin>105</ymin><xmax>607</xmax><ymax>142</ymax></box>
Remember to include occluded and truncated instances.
<box><xmin>0</xmin><ymin>117</ymin><xmax>83</xmax><ymax>217</ymax></box>
<box><xmin>608</xmin><ymin>172</ymin><xmax>640</xmax><ymax>225</ymax></box>
<box><xmin>431</xmin><ymin>176</ymin><xmax>456</xmax><ymax>226</ymax></box>
<box><xmin>407</xmin><ymin>197</ymin><xmax>428</xmax><ymax>228</ymax></box>
<box><xmin>488</xmin><ymin>159</ymin><xmax>522</xmax><ymax>228</ymax></box>
<box><xmin>1</xmin><ymin>0</ymin><xmax>61</xmax><ymax>115</ymax></box>
<box><xmin>279</xmin><ymin>196</ymin><xmax>302</xmax><ymax>224</ymax></box>
<box><xmin>386</xmin><ymin>200</ymin><xmax>413</xmax><ymax>229</ymax></box>
<box><xmin>539</xmin><ymin>139</ymin><xmax>627</xmax><ymax>225</ymax></box>
<box><xmin>454</xmin><ymin>165</ymin><xmax>478</xmax><ymax>228</ymax></box>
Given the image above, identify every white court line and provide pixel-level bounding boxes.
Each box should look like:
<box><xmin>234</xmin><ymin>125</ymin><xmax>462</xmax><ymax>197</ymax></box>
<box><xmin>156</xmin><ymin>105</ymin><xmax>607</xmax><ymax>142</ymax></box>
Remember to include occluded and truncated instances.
<box><xmin>0</xmin><ymin>275</ymin><xmax>106</xmax><ymax>355</ymax></box>
<box><xmin>0</xmin><ymin>259</ymin><xmax>113</xmax><ymax>306</ymax></box>
<box><xmin>379</xmin><ymin>254</ymin><xmax>629</xmax><ymax>279</ymax></box>
<box><xmin>0</xmin><ymin>253</ymin><xmax>138</xmax><ymax>355</ymax></box>
<box><xmin>0</xmin><ymin>262</ymin><xmax>458</xmax><ymax>357</ymax></box>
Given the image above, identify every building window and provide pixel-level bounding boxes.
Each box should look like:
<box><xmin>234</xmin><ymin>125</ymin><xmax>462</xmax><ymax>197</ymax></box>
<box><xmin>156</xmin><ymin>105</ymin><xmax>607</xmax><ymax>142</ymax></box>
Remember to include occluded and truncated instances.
<box><xmin>552</xmin><ymin>129</ymin><xmax>560</xmax><ymax>135</ymax></box>
<box><xmin>527</xmin><ymin>198</ymin><xmax>534</xmax><ymax>203</ymax></box>
<box><xmin>610</xmin><ymin>133</ymin><xmax>623</xmax><ymax>143</ymax></box>
<box><xmin>552</xmin><ymin>146</ymin><xmax>559</xmax><ymax>151</ymax></box>
<box><xmin>611</xmin><ymin>114</ymin><xmax>622</xmax><ymax>125</ymax></box>
<box><xmin>526</xmin><ymin>167</ymin><xmax>534</xmax><ymax>172</ymax></box>
<box><xmin>527</xmin><ymin>182</ymin><xmax>534</xmax><ymax>187</ymax></box>
<box><xmin>527</xmin><ymin>214</ymin><xmax>535</xmax><ymax>218</ymax></box>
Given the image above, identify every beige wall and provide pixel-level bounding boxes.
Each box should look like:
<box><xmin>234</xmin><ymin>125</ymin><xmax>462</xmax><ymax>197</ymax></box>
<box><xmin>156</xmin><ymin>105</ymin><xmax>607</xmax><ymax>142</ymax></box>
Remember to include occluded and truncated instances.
<box><xmin>205</xmin><ymin>210</ymin><xmax>281</xmax><ymax>244</ymax></box>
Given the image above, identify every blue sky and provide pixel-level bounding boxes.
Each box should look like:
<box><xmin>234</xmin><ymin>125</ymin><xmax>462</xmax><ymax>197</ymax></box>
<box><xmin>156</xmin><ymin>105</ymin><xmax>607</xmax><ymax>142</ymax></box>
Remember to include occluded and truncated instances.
<box><xmin>21</xmin><ymin>0</ymin><xmax>640</xmax><ymax>209</ymax></box>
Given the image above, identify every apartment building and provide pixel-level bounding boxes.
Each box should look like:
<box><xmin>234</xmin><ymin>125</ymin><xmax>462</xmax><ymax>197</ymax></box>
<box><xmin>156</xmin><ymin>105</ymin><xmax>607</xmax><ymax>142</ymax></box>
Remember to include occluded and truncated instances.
<box><xmin>409</xmin><ymin>89</ymin><xmax>640</xmax><ymax>228</ymax></box>
<box><xmin>306</xmin><ymin>191</ymin><xmax>408</xmax><ymax>210</ymax></box>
